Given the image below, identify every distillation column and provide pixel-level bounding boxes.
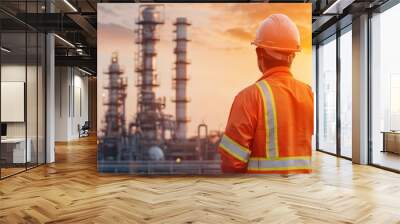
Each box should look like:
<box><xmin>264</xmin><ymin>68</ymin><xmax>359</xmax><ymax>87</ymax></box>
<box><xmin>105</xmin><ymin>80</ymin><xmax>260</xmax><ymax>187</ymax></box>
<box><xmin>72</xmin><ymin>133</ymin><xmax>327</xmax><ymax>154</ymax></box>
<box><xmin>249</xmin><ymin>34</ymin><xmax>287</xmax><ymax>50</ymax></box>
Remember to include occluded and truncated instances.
<box><xmin>103</xmin><ymin>53</ymin><xmax>127</xmax><ymax>139</ymax></box>
<box><xmin>99</xmin><ymin>53</ymin><xmax>128</xmax><ymax>161</ymax></box>
<box><xmin>173</xmin><ymin>17</ymin><xmax>191</xmax><ymax>141</ymax></box>
<box><xmin>135</xmin><ymin>6</ymin><xmax>164</xmax><ymax>142</ymax></box>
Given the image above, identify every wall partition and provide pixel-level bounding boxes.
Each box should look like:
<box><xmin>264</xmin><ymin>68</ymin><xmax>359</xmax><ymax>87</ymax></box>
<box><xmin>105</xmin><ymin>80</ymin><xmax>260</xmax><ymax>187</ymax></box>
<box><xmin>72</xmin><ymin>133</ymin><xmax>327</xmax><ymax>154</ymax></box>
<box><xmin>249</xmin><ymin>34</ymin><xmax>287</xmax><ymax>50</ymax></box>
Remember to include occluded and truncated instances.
<box><xmin>0</xmin><ymin>1</ymin><xmax>46</xmax><ymax>179</ymax></box>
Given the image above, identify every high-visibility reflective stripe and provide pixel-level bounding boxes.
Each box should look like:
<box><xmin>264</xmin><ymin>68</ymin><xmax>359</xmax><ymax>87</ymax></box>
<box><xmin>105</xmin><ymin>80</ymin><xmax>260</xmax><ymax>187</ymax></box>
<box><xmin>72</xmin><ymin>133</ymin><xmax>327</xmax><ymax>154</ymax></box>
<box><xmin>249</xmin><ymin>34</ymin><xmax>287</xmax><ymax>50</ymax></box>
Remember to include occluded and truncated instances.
<box><xmin>256</xmin><ymin>82</ymin><xmax>270</xmax><ymax>158</ymax></box>
<box><xmin>264</xmin><ymin>80</ymin><xmax>279</xmax><ymax>158</ymax></box>
<box><xmin>256</xmin><ymin>80</ymin><xmax>279</xmax><ymax>159</ymax></box>
<box><xmin>247</xmin><ymin>157</ymin><xmax>311</xmax><ymax>171</ymax></box>
<box><xmin>219</xmin><ymin>135</ymin><xmax>250</xmax><ymax>162</ymax></box>
<box><xmin>249</xmin><ymin>156</ymin><xmax>310</xmax><ymax>161</ymax></box>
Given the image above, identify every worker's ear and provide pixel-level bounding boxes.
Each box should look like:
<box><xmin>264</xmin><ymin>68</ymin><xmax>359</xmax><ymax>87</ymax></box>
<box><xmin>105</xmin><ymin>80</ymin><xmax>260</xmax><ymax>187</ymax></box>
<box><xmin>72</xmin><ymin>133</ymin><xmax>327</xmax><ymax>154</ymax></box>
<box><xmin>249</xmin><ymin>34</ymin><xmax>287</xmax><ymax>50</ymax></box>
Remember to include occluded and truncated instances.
<box><xmin>287</xmin><ymin>53</ymin><xmax>295</xmax><ymax>67</ymax></box>
<box><xmin>256</xmin><ymin>47</ymin><xmax>266</xmax><ymax>73</ymax></box>
<box><xmin>255</xmin><ymin>47</ymin><xmax>264</xmax><ymax>58</ymax></box>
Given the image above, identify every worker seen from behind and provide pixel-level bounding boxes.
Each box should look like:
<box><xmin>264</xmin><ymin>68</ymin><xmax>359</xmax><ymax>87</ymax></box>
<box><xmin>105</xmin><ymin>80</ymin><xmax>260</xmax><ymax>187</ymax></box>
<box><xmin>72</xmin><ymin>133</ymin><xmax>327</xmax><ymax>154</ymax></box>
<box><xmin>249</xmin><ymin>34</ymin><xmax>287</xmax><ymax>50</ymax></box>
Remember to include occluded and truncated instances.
<box><xmin>218</xmin><ymin>14</ymin><xmax>313</xmax><ymax>174</ymax></box>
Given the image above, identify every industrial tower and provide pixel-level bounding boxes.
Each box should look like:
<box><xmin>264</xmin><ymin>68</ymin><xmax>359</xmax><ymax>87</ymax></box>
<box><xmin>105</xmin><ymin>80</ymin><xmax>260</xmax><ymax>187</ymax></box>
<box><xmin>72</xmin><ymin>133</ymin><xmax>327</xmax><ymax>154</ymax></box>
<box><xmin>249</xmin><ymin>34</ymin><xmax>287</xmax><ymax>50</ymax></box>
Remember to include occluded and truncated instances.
<box><xmin>98</xmin><ymin>6</ymin><xmax>221</xmax><ymax>174</ymax></box>
<box><xmin>102</xmin><ymin>53</ymin><xmax>127</xmax><ymax>138</ymax></box>
<box><xmin>173</xmin><ymin>17</ymin><xmax>191</xmax><ymax>141</ymax></box>
<box><xmin>134</xmin><ymin>6</ymin><xmax>166</xmax><ymax>144</ymax></box>
<box><xmin>100</xmin><ymin>53</ymin><xmax>128</xmax><ymax>160</ymax></box>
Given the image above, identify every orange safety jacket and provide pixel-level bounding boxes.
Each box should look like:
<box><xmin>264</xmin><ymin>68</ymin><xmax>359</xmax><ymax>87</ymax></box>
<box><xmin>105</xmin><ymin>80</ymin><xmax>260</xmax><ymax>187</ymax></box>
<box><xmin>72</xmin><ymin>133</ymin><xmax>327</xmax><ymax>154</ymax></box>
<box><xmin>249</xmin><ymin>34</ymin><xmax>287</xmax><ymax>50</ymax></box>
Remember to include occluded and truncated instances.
<box><xmin>218</xmin><ymin>66</ymin><xmax>314</xmax><ymax>174</ymax></box>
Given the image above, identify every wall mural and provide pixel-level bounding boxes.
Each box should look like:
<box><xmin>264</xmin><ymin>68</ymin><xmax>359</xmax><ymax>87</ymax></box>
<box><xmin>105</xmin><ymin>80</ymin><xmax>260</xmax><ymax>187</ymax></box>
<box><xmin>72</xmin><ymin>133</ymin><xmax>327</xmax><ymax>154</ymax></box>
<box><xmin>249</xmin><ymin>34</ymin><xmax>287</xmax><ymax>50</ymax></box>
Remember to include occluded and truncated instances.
<box><xmin>97</xmin><ymin>3</ymin><xmax>312</xmax><ymax>175</ymax></box>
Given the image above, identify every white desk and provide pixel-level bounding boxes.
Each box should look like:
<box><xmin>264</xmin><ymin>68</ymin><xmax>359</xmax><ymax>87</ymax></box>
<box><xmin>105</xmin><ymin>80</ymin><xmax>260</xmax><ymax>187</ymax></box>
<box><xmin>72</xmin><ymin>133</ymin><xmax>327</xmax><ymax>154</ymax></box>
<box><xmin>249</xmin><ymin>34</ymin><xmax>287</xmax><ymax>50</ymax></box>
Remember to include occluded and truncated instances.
<box><xmin>1</xmin><ymin>138</ymin><xmax>31</xmax><ymax>163</ymax></box>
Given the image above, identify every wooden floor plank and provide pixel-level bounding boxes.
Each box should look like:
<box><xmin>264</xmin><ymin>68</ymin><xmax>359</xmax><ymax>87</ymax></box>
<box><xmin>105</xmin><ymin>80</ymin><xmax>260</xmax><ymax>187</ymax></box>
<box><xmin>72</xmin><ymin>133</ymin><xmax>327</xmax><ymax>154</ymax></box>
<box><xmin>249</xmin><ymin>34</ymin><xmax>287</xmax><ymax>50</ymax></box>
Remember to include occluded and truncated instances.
<box><xmin>1</xmin><ymin>136</ymin><xmax>400</xmax><ymax>223</ymax></box>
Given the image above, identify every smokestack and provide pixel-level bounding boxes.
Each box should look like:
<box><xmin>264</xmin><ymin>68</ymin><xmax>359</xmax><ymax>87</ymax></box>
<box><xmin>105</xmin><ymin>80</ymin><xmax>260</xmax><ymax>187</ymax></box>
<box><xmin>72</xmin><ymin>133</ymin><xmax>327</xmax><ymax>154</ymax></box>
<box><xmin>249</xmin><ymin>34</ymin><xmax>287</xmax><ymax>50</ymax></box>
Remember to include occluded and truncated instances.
<box><xmin>173</xmin><ymin>17</ymin><xmax>191</xmax><ymax>141</ymax></box>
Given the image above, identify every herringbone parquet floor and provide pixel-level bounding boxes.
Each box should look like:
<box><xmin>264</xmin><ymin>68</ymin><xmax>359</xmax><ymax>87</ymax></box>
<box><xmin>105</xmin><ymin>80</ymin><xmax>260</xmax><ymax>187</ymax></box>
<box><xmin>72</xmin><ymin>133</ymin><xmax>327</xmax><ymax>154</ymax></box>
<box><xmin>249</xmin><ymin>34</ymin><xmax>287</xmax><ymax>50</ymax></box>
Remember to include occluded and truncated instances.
<box><xmin>1</xmin><ymin>136</ymin><xmax>400</xmax><ymax>224</ymax></box>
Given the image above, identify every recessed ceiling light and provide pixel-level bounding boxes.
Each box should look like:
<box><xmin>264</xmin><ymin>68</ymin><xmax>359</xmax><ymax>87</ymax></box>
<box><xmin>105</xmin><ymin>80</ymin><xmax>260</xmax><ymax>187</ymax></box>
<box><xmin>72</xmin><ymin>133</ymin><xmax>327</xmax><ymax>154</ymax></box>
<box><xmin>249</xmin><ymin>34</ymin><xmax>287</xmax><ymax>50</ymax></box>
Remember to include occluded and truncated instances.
<box><xmin>78</xmin><ymin>67</ymin><xmax>93</xmax><ymax>76</ymax></box>
<box><xmin>1</xmin><ymin>47</ymin><xmax>11</xmax><ymax>53</ymax></box>
<box><xmin>54</xmin><ymin>34</ymin><xmax>75</xmax><ymax>48</ymax></box>
<box><xmin>322</xmin><ymin>0</ymin><xmax>354</xmax><ymax>15</ymax></box>
<box><xmin>63</xmin><ymin>0</ymin><xmax>78</xmax><ymax>12</ymax></box>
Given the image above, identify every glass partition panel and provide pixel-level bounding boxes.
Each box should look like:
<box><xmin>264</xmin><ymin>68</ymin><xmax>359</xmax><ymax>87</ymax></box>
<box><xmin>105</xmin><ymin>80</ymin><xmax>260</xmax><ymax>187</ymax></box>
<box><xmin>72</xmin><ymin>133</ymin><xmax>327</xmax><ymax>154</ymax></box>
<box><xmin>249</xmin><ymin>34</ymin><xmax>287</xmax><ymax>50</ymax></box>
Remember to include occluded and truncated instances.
<box><xmin>1</xmin><ymin>31</ymin><xmax>27</xmax><ymax>177</ymax></box>
<box><xmin>38</xmin><ymin>32</ymin><xmax>45</xmax><ymax>165</ymax></box>
<box><xmin>371</xmin><ymin>4</ymin><xmax>400</xmax><ymax>171</ymax></box>
<box><xmin>27</xmin><ymin>31</ymin><xmax>38</xmax><ymax>169</ymax></box>
<box><xmin>339</xmin><ymin>29</ymin><xmax>352</xmax><ymax>158</ymax></box>
<box><xmin>317</xmin><ymin>36</ymin><xmax>337</xmax><ymax>154</ymax></box>
<box><xmin>0</xmin><ymin>1</ymin><xmax>46</xmax><ymax>179</ymax></box>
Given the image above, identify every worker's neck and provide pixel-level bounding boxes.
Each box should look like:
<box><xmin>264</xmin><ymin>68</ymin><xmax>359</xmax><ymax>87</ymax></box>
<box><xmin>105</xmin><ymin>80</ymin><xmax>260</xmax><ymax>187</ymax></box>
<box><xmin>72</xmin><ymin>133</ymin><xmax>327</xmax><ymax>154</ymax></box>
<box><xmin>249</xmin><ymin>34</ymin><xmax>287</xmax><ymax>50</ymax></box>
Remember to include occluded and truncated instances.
<box><xmin>260</xmin><ymin>66</ymin><xmax>291</xmax><ymax>79</ymax></box>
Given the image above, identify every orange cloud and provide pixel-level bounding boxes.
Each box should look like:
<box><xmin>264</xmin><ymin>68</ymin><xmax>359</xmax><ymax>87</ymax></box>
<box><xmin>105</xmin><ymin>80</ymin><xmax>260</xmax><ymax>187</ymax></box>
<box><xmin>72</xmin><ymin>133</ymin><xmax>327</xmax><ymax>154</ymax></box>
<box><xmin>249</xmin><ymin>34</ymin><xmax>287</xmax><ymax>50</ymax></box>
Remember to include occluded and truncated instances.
<box><xmin>208</xmin><ymin>3</ymin><xmax>312</xmax><ymax>51</ymax></box>
<box><xmin>224</xmin><ymin>27</ymin><xmax>254</xmax><ymax>42</ymax></box>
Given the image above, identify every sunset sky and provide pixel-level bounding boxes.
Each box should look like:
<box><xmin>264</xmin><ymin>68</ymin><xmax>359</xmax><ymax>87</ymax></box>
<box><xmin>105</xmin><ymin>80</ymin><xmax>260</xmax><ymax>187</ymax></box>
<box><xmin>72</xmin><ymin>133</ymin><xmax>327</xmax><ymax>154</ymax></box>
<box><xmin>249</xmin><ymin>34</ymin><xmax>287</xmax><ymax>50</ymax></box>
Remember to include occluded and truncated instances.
<box><xmin>97</xmin><ymin>3</ymin><xmax>312</xmax><ymax>137</ymax></box>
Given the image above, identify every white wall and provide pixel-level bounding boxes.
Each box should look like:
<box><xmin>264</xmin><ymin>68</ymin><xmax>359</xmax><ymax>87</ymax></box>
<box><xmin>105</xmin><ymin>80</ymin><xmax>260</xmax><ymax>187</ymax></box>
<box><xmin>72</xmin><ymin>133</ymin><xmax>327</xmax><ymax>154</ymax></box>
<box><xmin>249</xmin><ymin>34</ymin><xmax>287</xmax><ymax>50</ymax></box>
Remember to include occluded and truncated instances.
<box><xmin>1</xmin><ymin>65</ymin><xmax>26</xmax><ymax>143</ymax></box>
<box><xmin>1</xmin><ymin>65</ymin><xmax>25</xmax><ymax>133</ymax></box>
<box><xmin>54</xmin><ymin>67</ymin><xmax>89</xmax><ymax>141</ymax></box>
<box><xmin>72</xmin><ymin>73</ymin><xmax>89</xmax><ymax>138</ymax></box>
<box><xmin>1</xmin><ymin>65</ymin><xmax>33</xmax><ymax>138</ymax></box>
<box><xmin>55</xmin><ymin>67</ymin><xmax>69</xmax><ymax>141</ymax></box>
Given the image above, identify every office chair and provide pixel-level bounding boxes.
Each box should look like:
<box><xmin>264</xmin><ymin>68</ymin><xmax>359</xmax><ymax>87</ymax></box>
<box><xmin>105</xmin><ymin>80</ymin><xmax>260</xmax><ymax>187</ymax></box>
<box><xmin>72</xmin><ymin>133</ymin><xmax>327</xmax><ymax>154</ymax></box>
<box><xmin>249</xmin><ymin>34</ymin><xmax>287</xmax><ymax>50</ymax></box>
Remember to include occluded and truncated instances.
<box><xmin>79</xmin><ymin>121</ymin><xmax>90</xmax><ymax>138</ymax></box>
